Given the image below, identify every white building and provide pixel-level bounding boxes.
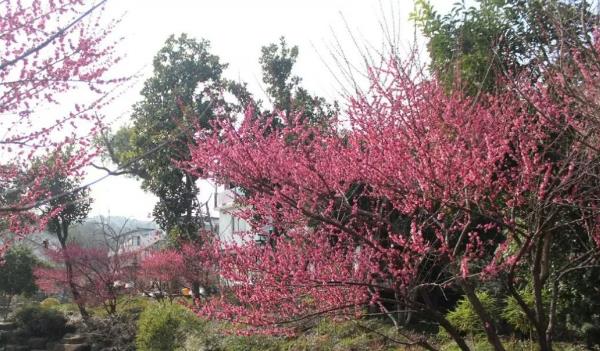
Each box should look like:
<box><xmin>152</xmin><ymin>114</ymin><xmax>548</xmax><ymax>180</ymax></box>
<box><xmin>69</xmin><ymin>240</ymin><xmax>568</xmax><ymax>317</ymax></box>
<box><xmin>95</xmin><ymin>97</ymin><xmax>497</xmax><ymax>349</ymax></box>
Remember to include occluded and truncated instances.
<box><xmin>215</xmin><ymin>188</ymin><xmax>251</xmax><ymax>244</ymax></box>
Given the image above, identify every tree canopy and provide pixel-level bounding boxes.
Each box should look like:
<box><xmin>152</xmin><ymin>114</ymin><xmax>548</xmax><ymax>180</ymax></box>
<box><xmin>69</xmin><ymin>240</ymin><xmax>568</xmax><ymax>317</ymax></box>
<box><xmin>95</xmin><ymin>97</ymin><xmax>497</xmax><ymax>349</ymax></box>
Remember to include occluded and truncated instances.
<box><xmin>412</xmin><ymin>0</ymin><xmax>599</xmax><ymax>95</ymax></box>
<box><xmin>107</xmin><ymin>34</ymin><xmax>235</xmax><ymax>240</ymax></box>
<box><xmin>0</xmin><ymin>246</ymin><xmax>38</xmax><ymax>298</ymax></box>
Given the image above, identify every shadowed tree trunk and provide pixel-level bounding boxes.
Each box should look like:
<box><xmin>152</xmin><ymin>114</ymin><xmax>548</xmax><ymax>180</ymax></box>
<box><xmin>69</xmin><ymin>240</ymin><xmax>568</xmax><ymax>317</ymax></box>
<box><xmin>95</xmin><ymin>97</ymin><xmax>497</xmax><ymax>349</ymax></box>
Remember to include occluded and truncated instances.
<box><xmin>56</xmin><ymin>218</ymin><xmax>89</xmax><ymax>320</ymax></box>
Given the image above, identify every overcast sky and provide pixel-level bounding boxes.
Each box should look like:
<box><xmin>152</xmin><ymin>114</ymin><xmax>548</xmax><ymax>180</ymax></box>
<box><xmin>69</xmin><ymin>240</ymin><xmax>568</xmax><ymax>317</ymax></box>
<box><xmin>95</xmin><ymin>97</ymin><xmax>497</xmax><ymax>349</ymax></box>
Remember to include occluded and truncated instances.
<box><xmin>87</xmin><ymin>0</ymin><xmax>454</xmax><ymax>220</ymax></box>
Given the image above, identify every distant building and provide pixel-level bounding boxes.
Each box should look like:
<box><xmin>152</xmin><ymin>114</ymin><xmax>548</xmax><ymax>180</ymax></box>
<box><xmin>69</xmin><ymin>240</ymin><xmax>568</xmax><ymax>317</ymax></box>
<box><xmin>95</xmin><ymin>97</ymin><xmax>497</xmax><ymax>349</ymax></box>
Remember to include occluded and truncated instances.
<box><xmin>120</xmin><ymin>228</ymin><xmax>165</xmax><ymax>254</ymax></box>
<box><xmin>216</xmin><ymin>188</ymin><xmax>250</xmax><ymax>244</ymax></box>
<box><xmin>215</xmin><ymin>187</ymin><xmax>270</xmax><ymax>244</ymax></box>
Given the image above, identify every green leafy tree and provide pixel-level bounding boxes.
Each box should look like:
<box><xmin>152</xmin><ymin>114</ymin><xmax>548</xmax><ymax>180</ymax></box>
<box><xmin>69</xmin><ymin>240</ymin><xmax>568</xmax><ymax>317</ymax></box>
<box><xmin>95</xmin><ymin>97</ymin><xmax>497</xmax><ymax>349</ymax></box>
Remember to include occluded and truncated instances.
<box><xmin>259</xmin><ymin>37</ymin><xmax>337</xmax><ymax>126</ymax></box>
<box><xmin>0</xmin><ymin>246</ymin><xmax>38</xmax><ymax>318</ymax></box>
<box><xmin>108</xmin><ymin>34</ymin><xmax>245</xmax><ymax>241</ymax></box>
<box><xmin>412</xmin><ymin>0</ymin><xmax>597</xmax><ymax>95</ymax></box>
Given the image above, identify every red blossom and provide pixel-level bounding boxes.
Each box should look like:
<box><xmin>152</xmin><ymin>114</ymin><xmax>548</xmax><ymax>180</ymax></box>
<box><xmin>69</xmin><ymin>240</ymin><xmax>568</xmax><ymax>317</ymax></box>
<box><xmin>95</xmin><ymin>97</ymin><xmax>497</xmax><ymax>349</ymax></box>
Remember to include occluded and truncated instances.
<box><xmin>35</xmin><ymin>244</ymin><xmax>137</xmax><ymax>313</ymax></box>
<box><xmin>0</xmin><ymin>0</ymin><xmax>123</xmax><ymax>253</ymax></box>
<box><xmin>183</xmin><ymin>43</ymin><xmax>600</xmax><ymax>335</ymax></box>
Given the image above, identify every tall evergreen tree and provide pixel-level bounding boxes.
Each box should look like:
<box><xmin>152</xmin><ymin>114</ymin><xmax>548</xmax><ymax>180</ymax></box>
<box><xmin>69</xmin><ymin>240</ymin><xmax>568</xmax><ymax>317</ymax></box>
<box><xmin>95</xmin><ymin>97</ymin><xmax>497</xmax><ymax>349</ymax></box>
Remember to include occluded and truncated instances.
<box><xmin>108</xmin><ymin>34</ymin><xmax>246</xmax><ymax>241</ymax></box>
<box><xmin>259</xmin><ymin>37</ymin><xmax>337</xmax><ymax>126</ymax></box>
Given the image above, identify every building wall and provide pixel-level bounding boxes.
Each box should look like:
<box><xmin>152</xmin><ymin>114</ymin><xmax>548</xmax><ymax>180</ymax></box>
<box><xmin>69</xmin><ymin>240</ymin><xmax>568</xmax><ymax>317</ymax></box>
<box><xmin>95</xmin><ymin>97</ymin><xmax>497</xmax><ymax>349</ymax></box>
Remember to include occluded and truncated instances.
<box><xmin>216</xmin><ymin>188</ymin><xmax>275</xmax><ymax>246</ymax></box>
<box><xmin>216</xmin><ymin>189</ymin><xmax>252</xmax><ymax>244</ymax></box>
<box><xmin>120</xmin><ymin>229</ymin><xmax>164</xmax><ymax>254</ymax></box>
<box><xmin>217</xmin><ymin>209</ymin><xmax>250</xmax><ymax>244</ymax></box>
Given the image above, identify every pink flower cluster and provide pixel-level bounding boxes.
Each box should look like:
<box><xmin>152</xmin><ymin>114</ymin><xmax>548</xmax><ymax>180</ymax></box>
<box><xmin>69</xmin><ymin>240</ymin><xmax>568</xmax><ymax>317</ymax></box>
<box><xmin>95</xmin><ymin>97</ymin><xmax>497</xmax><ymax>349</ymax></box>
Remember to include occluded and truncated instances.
<box><xmin>183</xmin><ymin>49</ymin><xmax>600</xmax><ymax>333</ymax></box>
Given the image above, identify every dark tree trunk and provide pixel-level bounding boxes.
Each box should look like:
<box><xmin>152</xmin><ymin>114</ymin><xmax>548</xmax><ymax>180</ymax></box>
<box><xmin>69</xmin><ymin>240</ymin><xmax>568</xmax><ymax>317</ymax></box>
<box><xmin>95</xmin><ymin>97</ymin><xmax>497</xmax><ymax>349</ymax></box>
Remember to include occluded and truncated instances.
<box><xmin>421</xmin><ymin>290</ymin><xmax>471</xmax><ymax>351</ymax></box>
<box><xmin>57</xmin><ymin>219</ymin><xmax>89</xmax><ymax>320</ymax></box>
<box><xmin>459</xmin><ymin>280</ymin><xmax>506</xmax><ymax>351</ymax></box>
<box><xmin>532</xmin><ymin>236</ymin><xmax>552</xmax><ymax>351</ymax></box>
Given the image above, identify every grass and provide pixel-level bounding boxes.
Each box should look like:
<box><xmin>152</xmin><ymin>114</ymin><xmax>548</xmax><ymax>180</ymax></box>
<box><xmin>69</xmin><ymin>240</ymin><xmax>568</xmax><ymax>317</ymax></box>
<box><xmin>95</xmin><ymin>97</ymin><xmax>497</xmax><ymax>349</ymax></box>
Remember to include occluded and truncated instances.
<box><xmin>182</xmin><ymin>318</ymin><xmax>426</xmax><ymax>351</ymax></box>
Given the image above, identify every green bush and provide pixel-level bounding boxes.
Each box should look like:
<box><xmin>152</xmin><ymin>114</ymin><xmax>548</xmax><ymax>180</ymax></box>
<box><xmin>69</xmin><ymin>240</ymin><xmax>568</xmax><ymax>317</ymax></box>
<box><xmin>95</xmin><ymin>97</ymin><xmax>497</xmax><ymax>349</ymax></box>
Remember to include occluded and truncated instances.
<box><xmin>136</xmin><ymin>302</ymin><xmax>203</xmax><ymax>351</ymax></box>
<box><xmin>502</xmin><ymin>290</ymin><xmax>535</xmax><ymax>335</ymax></box>
<box><xmin>219</xmin><ymin>335</ymin><xmax>283</xmax><ymax>351</ymax></box>
<box><xmin>40</xmin><ymin>297</ymin><xmax>61</xmax><ymax>309</ymax></box>
<box><xmin>54</xmin><ymin>302</ymin><xmax>80</xmax><ymax>316</ymax></box>
<box><xmin>442</xmin><ymin>291</ymin><xmax>499</xmax><ymax>337</ymax></box>
<box><xmin>12</xmin><ymin>304</ymin><xmax>67</xmax><ymax>339</ymax></box>
<box><xmin>119</xmin><ymin>296</ymin><xmax>151</xmax><ymax>315</ymax></box>
<box><xmin>90</xmin><ymin>295</ymin><xmax>150</xmax><ymax>317</ymax></box>
<box><xmin>502</xmin><ymin>288</ymin><xmax>555</xmax><ymax>337</ymax></box>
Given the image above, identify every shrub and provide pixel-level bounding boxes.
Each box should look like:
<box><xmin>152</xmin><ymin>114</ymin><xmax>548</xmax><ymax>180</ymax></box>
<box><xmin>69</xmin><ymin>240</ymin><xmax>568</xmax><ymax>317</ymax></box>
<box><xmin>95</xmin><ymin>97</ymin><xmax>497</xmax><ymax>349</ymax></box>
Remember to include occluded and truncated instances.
<box><xmin>442</xmin><ymin>291</ymin><xmax>499</xmax><ymax>337</ymax></box>
<box><xmin>119</xmin><ymin>296</ymin><xmax>151</xmax><ymax>315</ymax></box>
<box><xmin>90</xmin><ymin>296</ymin><xmax>150</xmax><ymax>317</ymax></box>
<box><xmin>502</xmin><ymin>290</ymin><xmax>535</xmax><ymax>336</ymax></box>
<box><xmin>40</xmin><ymin>297</ymin><xmax>61</xmax><ymax>309</ymax></box>
<box><xmin>502</xmin><ymin>288</ymin><xmax>555</xmax><ymax>338</ymax></box>
<box><xmin>136</xmin><ymin>302</ymin><xmax>203</xmax><ymax>351</ymax></box>
<box><xmin>54</xmin><ymin>302</ymin><xmax>80</xmax><ymax>316</ymax></box>
<box><xmin>12</xmin><ymin>304</ymin><xmax>67</xmax><ymax>339</ymax></box>
<box><xmin>84</xmin><ymin>314</ymin><xmax>138</xmax><ymax>351</ymax></box>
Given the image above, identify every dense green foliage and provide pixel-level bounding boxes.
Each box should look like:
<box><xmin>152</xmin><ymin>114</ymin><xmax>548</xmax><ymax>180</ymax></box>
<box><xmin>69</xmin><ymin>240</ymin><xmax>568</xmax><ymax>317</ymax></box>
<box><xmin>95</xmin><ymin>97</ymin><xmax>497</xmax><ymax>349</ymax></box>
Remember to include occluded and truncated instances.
<box><xmin>0</xmin><ymin>246</ymin><xmax>37</xmax><ymax>298</ymax></box>
<box><xmin>136</xmin><ymin>302</ymin><xmax>203</xmax><ymax>351</ymax></box>
<box><xmin>558</xmin><ymin>267</ymin><xmax>600</xmax><ymax>339</ymax></box>
<box><xmin>29</xmin><ymin>152</ymin><xmax>93</xmax><ymax>246</ymax></box>
<box><xmin>12</xmin><ymin>304</ymin><xmax>67</xmax><ymax>339</ymax></box>
<box><xmin>412</xmin><ymin>0</ymin><xmax>598</xmax><ymax>95</ymax></box>
<box><xmin>259</xmin><ymin>37</ymin><xmax>337</xmax><ymax>126</ymax></box>
<box><xmin>442</xmin><ymin>291</ymin><xmax>499</xmax><ymax>337</ymax></box>
<box><xmin>0</xmin><ymin>246</ymin><xmax>38</xmax><ymax>318</ymax></box>
<box><xmin>180</xmin><ymin>317</ymin><xmax>590</xmax><ymax>351</ymax></box>
<box><xmin>108</xmin><ymin>34</ymin><xmax>236</xmax><ymax>239</ymax></box>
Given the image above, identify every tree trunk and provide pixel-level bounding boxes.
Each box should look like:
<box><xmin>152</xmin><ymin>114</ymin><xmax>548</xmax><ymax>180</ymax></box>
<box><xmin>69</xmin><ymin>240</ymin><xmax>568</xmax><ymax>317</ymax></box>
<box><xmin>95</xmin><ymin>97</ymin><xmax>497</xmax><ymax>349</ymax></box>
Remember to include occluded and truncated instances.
<box><xmin>421</xmin><ymin>291</ymin><xmax>471</xmax><ymax>351</ymax></box>
<box><xmin>532</xmin><ymin>236</ymin><xmax>552</xmax><ymax>351</ymax></box>
<box><xmin>57</xmin><ymin>220</ymin><xmax>89</xmax><ymax>320</ymax></box>
<box><xmin>191</xmin><ymin>280</ymin><xmax>201</xmax><ymax>300</ymax></box>
<box><xmin>546</xmin><ymin>277</ymin><xmax>560</xmax><ymax>350</ymax></box>
<box><xmin>459</xmin><ymin>280</ymin><xmax>506</xmax><ymax>351</ymax></box>
<box><xmin>64</xmin><ymin>260</ymin><xmax>89</xmax><ymax>319</ymax></box>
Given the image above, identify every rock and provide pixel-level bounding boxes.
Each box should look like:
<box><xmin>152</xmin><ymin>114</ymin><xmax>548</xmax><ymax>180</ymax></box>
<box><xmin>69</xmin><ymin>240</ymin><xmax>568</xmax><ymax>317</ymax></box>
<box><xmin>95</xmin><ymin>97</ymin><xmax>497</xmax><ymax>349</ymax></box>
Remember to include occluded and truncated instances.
<box><xmin>27</xmin><ymin>337</ymin><xmax>48</xmax><ymax>349</ymax></box>
<box><xmin>0</xmin><ymin>322</ymin><xmax>16</xmax><ymax>331</ymax></box>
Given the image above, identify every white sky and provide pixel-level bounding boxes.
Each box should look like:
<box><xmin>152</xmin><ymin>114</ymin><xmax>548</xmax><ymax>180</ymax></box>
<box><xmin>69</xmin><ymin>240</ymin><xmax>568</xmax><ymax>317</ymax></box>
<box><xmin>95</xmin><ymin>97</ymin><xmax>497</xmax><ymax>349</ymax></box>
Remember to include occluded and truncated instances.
<box><xmin>87</xmin><ymin>0</ymin><xmax>454</xmax><ymax>220</ymax></box>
